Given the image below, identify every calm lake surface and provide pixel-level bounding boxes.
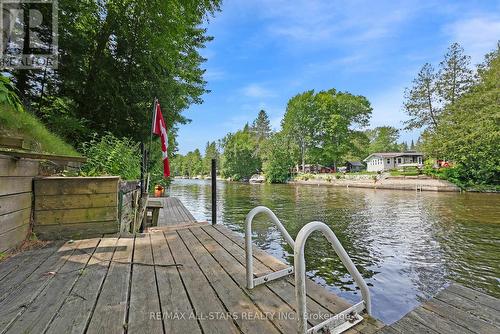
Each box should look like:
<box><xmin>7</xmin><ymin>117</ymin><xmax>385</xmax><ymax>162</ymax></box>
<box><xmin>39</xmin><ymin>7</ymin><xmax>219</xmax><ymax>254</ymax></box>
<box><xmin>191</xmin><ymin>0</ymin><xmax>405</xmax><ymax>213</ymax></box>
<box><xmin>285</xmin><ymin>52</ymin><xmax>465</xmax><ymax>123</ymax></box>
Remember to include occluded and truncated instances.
<box><xmin>168</xmin><ymin>179</ymin><xmax>500</xmax><ymax>324</ymax></box>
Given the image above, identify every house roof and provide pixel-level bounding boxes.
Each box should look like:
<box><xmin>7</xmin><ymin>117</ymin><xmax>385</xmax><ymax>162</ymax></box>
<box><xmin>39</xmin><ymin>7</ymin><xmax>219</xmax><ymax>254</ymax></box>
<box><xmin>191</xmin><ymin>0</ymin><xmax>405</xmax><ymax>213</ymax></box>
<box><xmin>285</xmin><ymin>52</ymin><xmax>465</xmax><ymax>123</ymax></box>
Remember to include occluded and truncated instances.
<box><xmin>363</xmin><ymin>152</ymin><xmax>423</xmax><ymax>161</ymax></box>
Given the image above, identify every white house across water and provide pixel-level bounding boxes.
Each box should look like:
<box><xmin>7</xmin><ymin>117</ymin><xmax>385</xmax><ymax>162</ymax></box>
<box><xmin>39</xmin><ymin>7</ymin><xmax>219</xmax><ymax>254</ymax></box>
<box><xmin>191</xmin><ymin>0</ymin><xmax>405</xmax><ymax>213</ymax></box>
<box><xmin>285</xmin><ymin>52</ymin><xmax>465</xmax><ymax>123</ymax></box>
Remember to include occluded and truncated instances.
<box><xmin>364</xmin><ymin>152</ymin><xmax>424</xmax><ymax>172</ymax></box>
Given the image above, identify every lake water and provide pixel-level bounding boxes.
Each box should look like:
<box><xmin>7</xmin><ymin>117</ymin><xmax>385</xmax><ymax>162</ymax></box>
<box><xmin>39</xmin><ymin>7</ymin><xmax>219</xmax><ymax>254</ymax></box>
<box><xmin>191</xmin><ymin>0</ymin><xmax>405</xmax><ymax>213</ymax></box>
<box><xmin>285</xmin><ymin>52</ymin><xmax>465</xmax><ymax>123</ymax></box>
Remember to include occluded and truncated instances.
<box><xmin>168</xmin><ymin>179</ymin><xmax>500</xmax><ymax>324</ymax></box>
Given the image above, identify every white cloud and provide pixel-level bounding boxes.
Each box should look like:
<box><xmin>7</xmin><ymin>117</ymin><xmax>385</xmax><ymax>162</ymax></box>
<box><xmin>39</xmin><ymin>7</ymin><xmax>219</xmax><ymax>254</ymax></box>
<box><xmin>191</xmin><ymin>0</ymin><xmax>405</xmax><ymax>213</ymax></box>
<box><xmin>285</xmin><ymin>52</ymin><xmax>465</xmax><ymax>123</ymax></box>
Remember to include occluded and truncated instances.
<box><xmin>241</xmin><ymin>84</ymin><xmax>275</xmax><ymax>98</ymax></box>
<box><xmin>204</xmin><ymin>68</ymin><xmax>225</xmax><ymax>81</ymax></box>
<box><xmin>445</xmin><ymin>15</ymin><xmax>500</xmax><ymax>64</ymax></box>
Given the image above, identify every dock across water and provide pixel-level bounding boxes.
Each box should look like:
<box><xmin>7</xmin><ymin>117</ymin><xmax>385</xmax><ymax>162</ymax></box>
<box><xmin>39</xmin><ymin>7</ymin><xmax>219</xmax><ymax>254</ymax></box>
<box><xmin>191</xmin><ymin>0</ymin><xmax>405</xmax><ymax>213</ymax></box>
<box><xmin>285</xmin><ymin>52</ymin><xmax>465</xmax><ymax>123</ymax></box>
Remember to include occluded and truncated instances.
<box><xmin>0</xmin><ymin>197</ymin><xmax>498</xmax><ymax>333</ymax></box>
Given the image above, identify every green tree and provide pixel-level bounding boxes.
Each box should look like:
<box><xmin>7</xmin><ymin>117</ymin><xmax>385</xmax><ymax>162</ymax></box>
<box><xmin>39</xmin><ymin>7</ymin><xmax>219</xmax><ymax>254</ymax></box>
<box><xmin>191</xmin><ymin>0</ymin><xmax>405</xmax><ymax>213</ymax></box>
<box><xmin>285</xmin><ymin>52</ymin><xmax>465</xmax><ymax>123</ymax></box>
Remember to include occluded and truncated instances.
<box><xmin>366</xmin><ymin>126</ymin><xmax>400</xmax><ymax>153</ymax></box>
<box><xmin>422</xmin><ymin>45</ymin><xmax>500</xmax><ymax>185</ymax></box>
<box><xmin>437</xmin><ymin>43</ymin><xmax>474</xmax><ymax>105</ymax></box>
<box><xmin>251</xmin><ymin>110</ymin><xmax>272</xmax><ymax>141</ymax></box>
<box><xmin>220</xmin><ymin>128</ymin><xmax>260</xmax><ymax>180</ymax></box>
<box><xmin>202</xmin><ymin>141</ymin><xmax>219</xmax><ymax>175</ymax></box>
<box><xmin>403</xmin><ymin>63</ymin><xmax>439</xmax><ymax>130</ymax></box>
<box><xmin>262</xmin><ymin>132</ymin><xmax>295</xmax><ymax>183</ymax></box>
<box><xmin>10</xmin><ymin>0</ymin><xmax>221</xmax><ymax>146</ymax></box>
<box><xmin>404</xmin><ymin>43</ymin><xmax>474</xmax><ymax>131</ymax></box>
<box><xmin>282</xmin><ymin>90</ymin><xmax>317</xmax><ymax>171</ymax></box>
<box><xmin>318</xmin><ymin>90</ymin><xmax>371</xmax><ymax>168</ymax></box>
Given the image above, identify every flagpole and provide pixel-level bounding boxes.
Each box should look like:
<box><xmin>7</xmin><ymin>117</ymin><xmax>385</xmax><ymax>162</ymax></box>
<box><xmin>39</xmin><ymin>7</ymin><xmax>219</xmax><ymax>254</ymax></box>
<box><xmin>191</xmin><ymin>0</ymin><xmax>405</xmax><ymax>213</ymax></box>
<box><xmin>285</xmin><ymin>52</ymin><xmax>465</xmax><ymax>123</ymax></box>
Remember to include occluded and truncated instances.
<box><xmin>144</xmin><ymin>97</ymin><xmax>157</xmax><ymax>194</ymax></box>
<box><xmin>149</xmin><ymin>97</ymin><xmax>158</xmax><ymax>156</ymax></box>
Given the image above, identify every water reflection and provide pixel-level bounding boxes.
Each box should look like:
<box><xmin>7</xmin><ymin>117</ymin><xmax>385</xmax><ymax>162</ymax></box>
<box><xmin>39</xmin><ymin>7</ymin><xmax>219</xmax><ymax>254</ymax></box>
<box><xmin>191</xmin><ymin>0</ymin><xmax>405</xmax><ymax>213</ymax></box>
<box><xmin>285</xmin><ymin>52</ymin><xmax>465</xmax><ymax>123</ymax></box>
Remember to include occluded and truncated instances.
<box><xmin>168</xmin><ymin>179</ymin><xmax>500</xmax><ymax>324</ymax></box>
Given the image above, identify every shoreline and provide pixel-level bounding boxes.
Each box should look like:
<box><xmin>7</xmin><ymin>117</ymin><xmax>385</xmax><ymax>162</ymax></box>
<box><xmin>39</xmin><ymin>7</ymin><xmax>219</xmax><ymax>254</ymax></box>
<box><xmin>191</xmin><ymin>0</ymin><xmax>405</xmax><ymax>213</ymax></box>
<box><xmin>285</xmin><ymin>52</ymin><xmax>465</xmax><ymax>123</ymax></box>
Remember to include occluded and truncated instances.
<box><xmin>289</xmin><ymin>177</ymin><xmax>461</xmax><ymax>192</ymax></box>
<box><xmin>174</xmin><ymin>175</ymin><xmax>462</xmax><ymax>192</ymax></box>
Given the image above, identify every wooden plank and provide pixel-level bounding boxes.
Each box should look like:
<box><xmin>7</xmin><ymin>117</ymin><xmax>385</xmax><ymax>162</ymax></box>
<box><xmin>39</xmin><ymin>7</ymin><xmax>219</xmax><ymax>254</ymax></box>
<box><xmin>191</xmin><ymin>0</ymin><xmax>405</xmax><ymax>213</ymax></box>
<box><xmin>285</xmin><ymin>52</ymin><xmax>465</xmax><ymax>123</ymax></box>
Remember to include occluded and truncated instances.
<box><xmin>0</xmin><ymin>192</ymin><xmax>31</xmax><ymax>216</ymax></box>
<box><xmin>178</xmin><ymin>228</ymin><xmax>282</xmax><ymax>333</ymax></box>
<box><xmin>0</xmin><ymin>207</ymin><xmax>30</xmax><ymax>235</ymax></box>
<box><xmin>434</xmin><ymin>287</ymin><xmax>500</xmax><ymax>325</ymax></box>
<box><xmin>388</xmin><ymin>316</ymin><xmax>439</xmax><ymax>334</ymax></box>
<box><xmin>407</xmin><ymin>306</ymin><xmax>474</xmax><ymax>334</ymax></box>
<box><xmin>194</xmin><ymin>226</ymin><xmax>336</xmax><ymax>327</ymax></box>
<box><xmin>190</xmin><ymin>226</ymin><xmax>311</xmax><ymax>332</ymax></box>
<box><xmin>45</xmin><ymin>237</ymin><xmax>118</xmax><ymax>334</ymax></box>
<box><xmin>0</xmin><ymin>156</ymin><xmax>39</xmax><ymax>177</ymax></box>
<box><xmin>422</xmin><ymin>298</ymin><xmax>499</xmax><ymax>334</ymax></box>
<box><xmin>35</xmin><ymin>193</ymin><xmax>117</xmax><ymax>210</ymax></box>
<box><xmin>0</xmin><ymin>244</ymin><xmax>58</xmax><ymax>299</ymax></box>
<box><xmin>34</xmin><ymin>177</ymin><xmax>118</xmax><ymax>196</ymax></box>
<box><xmin>4</xmin><ymin>238</ymin><xmax>101</xmax><ymax>334</ymax></box>
<box><xmin>212</xmin><ymin>225</ymin><xmax>353</xmax><ymax>314</ymax></box>
<box><xmin>0</xmin><ymin>240</ymin><xmax>83</xmax><ymax>332</ymax></box>
<box><xmin>0</xmin><ymin>137</ymin><xmax>24</xmax><ymax>150</ymax></box>
<box><xmin>35</xmin><ymin>206</ymin><xmax>117</xmax><ymax>225</ymax></box>
<box><xmin>0</xmin><ymin>242</ymin><xmax>57</xmax><ymax>281</ymax></box>
<box><xmin>34</xmin><ymin>221</ymin><xmax>118</xmax><ymax>240</ymax></box>
<box><xmin>0</xmin><ymin>149</ymin><xmax>86</xmax><ymax>163</ymax></box>
<box><xmin>128</xmin><ymin>234</ymin><xmax>163</xmax><ymax>333</ymax></box>
<box><xmin>446</xmin><ymin>284</ymin><xmax>500</xmax><ymax>312</ymax></box>
<box><xmin>0</xmin><ymin>177</ymin><xmax>32</xmax><ymax>196</ymax></box>
<box><xmin>86</xmin><ymin>237</ymin><xmax>134</xmax><ymax>334</ymax></box>
<box><xmin>150</xmin><ymin>231</ymin><xmax>202</xmax><ymax>334</ymax></box>
<box><xmin>165</xmin><ymin>230</ymin><xmax>240</xmax><ymax>334</ymax></box>
<box><xmin>0</xmin><ymin>223</ymin><xmax>30</xmax><ymax>253</ymax></box>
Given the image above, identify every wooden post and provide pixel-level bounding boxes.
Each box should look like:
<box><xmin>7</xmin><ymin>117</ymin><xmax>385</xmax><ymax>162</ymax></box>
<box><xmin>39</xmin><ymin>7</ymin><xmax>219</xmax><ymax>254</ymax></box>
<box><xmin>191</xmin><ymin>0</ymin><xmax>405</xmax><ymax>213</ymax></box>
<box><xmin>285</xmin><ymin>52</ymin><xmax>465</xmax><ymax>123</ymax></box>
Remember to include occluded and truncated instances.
<box><xmin>211</xmin><ymin>159</ymin><xmax>217</xmax><ymax>225</ymax></box>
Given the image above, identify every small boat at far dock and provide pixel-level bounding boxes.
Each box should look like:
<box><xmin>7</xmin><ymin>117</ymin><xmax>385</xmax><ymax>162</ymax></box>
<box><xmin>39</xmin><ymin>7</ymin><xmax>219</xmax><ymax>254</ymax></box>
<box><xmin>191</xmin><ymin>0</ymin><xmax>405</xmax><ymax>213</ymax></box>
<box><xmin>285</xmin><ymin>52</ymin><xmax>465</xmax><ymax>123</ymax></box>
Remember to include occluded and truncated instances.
<box><xmin>249</xmin><ymin>174</ymin><xmax>265</xmax><ymax>184</ymax></box>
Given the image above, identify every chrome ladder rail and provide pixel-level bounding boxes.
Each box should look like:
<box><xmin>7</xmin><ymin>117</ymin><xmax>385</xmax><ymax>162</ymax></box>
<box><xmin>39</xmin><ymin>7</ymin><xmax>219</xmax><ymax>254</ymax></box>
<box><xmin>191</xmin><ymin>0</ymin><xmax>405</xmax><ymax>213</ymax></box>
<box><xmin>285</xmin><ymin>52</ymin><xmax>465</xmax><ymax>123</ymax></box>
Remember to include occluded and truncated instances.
<box><xmin>295</xmin><ymin>221</ymin><xmax>371</xmax><ymax>333</ymax></box>
<box><xmin>245</xmin><ymin>206</ymin><xmax>295</xmax><ymax>289</ymax></box>
<box><xmin>245</xmin><ymin>207</ymin><xmax>372</xmax><ymax>334</ymax></box>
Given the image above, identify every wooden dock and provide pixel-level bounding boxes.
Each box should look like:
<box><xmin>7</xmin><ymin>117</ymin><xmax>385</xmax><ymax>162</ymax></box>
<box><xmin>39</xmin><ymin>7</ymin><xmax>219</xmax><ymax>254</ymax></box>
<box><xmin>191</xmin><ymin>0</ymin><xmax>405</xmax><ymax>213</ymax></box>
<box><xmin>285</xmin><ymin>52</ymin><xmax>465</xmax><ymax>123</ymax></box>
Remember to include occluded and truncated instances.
<box><xmin>0</xmin><ymin>196</ymin><xmax>498</xmax><ymax>334</ymax></box>
<box><xmin>157</xmin><ymin>197</ymin><xmax>198</xmax><ymax>226</ymax></box>
<box><xmin>380</xmin><ymin>283</ymin><xmax>500</xmax><ymax>334</ymax></box>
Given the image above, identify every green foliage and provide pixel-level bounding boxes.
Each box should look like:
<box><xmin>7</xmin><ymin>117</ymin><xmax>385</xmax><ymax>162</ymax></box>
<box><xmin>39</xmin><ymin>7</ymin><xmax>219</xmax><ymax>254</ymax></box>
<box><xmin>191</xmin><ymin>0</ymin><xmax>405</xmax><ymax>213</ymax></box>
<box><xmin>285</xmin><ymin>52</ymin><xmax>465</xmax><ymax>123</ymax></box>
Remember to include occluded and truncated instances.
<box><xmin>8</xmin><ymin>0</ymin><xmax>221</xmax><ymax>146</ymax></box>
<box><xmin>422</xmin><ymin>44</ymin><xmax>500</xmax><ymax>186</ymax></box>
<box><xmin>0</xmin><ymin>75</ymin><xmax>23</xmax><ymax>112</ymax></box>
<box><xmin>250</xmin><ymin>110</ymin><xmax>272</xmax><ymax>141</ymax></box>
<box><xmin>366</xmin><ymin>126</ymin><xmax>400</xmax><ymax>153</ymax></box>
<box><xmin>203</xmin><ymin>142</ymin><xmax>219</xmax><ymax>175</ymax></box>
<box><xmin>282</xmin><ymin>89</ymin><xmax>372</xmax><ymax>169</ymax></box>
<box><xmin>403</xmin><ymin>43</ymin><xmax>475</xmax><ymax>131</ymax></box>
<box><xmin>0</xmin><ymin>104</ymin><xmax>79</xmax><ymax>156</ymax></box>
<box><xmin>37</xmin><ymin>97</ymin><xmax>90</xmax><ymax>143</ymax></box>
<box><xmin>81</xmin><ymin>133</ymin><xmax>140</xmax><ymax>180</ymax></box>
<box><xmin>220</xmin><ymin>128</ymin><xmax>261</xmax><ymax>180</ymax></box>
<box><xmin>262</xmin><ymin>132</ymin><xmax>294</xmax><ymax>183</ymax></box>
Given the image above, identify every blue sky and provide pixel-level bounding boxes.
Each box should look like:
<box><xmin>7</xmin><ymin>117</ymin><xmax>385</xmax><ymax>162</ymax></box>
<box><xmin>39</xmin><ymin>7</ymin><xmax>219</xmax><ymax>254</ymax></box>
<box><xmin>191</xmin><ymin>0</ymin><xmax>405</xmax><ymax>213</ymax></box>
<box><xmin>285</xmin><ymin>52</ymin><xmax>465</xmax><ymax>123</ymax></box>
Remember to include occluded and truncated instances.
<box><xmin>176</xmin><ymin>0</ymin><xmax>500</xmax><ymax>154</ymax></box>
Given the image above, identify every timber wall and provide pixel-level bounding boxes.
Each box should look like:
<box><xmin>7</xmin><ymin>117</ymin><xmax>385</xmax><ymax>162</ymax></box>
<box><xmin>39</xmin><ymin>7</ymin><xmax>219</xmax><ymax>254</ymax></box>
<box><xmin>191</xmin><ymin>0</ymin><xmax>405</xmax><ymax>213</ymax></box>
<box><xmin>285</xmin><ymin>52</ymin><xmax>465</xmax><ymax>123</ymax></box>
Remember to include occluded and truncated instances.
<box><xmin>0</xmin><ymin>155</ymin><xmax>39</xmax><ymax>252</ymax></box>
<box><xmin>118</xmin><ymin>180</ymin><xmax>141</xmax><ymax>234</ymax></box>
<box><xmin>33</xmin><ymin>177</ymin><xmax>120</xmax><ymax>239</ymax></box>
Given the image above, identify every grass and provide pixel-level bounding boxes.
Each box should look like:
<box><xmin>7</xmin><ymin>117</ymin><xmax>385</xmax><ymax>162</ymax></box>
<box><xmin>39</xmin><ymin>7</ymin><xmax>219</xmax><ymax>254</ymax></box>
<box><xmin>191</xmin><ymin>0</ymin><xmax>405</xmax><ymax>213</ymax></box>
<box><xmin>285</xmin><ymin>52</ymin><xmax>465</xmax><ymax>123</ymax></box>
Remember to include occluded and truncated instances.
<box><xmin>0</xmin><ymin>104</ymin><xmax>79</xmax><ymax>156</ymax></box>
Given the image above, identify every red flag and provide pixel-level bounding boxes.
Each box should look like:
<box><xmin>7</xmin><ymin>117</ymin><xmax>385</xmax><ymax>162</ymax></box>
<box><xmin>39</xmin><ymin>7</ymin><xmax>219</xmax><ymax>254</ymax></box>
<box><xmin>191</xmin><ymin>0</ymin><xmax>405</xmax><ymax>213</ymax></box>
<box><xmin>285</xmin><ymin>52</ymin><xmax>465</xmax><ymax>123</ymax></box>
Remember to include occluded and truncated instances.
<box><xmin>152</xmin><ymin>102</ymin><xmax>171</xmax><ymax>177</ymax></box>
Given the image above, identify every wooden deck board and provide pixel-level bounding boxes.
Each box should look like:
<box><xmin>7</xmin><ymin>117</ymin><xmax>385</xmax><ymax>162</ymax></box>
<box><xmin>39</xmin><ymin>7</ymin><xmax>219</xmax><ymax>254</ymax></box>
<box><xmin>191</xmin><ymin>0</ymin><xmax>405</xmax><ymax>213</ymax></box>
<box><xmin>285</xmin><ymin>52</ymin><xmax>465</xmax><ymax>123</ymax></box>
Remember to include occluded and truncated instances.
<box><xmin>158</xmin><ymin>197</ymin><xmax>197</xmax><ymax>226</ymax></box>
<box><xmin>45</xmin><ymin>237</ymin><xmax>118</xmax><ymax>334</ymax></box>
<box><xmin>384</xmin><ymin>283</ymin><xmax>500</xmax><ymax>334</ymax></box>
<box><xmin>178</xmin><ymin>228</ymin><xmax>282</xmax><ymax>333</ymax></box>
<box><xmin>2</xmin><ymin>197</ymin><xmax>498</xmax><ymax>334</ymax></box>
<box><xmin>5</xmin><ymin>238</ymin><xmax>100</xmax><ymax>334</ymax></box>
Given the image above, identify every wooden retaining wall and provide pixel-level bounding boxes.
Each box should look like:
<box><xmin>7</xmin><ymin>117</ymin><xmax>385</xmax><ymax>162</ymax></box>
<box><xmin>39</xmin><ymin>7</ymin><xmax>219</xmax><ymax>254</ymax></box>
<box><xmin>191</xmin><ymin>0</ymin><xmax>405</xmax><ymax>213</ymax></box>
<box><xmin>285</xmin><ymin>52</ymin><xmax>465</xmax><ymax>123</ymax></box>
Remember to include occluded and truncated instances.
<box><xmin>33</xmin><ymin>177</ymin><xmax>120</xmax><ymax>240</ymax></box>
<box><xmin>118</xmin><ymin>180</ymin><xmax>141</xmax><ymax>234</ymax></box>
<box><xmin>0</xmin><ymin>155</ymin><xmax>39</xmax><ymax>252</ymax></box>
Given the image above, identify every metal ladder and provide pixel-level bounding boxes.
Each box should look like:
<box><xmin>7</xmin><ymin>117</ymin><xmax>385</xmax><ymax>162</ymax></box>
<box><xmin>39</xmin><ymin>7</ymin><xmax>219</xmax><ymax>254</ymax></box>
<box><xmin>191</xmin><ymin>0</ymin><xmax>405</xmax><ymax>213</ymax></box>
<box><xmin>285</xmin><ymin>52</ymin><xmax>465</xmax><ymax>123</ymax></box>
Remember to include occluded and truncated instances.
<box><xmin>245</xmin><ymin>206</ymin><xmax>372</xmax><ymax>334</ymax></box>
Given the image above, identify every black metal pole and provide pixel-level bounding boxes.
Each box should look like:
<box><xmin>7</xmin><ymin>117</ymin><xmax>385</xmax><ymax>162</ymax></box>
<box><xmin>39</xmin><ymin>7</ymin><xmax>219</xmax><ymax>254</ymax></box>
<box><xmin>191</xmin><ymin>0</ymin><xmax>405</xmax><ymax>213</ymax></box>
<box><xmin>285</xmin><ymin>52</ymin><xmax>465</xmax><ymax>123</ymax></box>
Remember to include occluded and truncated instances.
<box><xmin>211</xmin><ymin>159</ymin><xmax>217</xmax><ymax>225</ymax></box>
<box><xmin>140</xmin><ymin>142</ymin><xmax>145</xmax><ymax>194</ymax></box>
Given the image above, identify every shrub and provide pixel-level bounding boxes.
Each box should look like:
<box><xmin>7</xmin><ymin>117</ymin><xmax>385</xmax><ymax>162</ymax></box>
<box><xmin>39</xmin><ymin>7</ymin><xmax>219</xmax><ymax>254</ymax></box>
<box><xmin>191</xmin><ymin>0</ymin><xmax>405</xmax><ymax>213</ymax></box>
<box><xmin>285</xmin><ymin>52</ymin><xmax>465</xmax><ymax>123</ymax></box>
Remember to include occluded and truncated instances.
<box><xmin>81</xmin><ymin>133</ymin><xmax>140</xmax><ymax>180</ymax></box>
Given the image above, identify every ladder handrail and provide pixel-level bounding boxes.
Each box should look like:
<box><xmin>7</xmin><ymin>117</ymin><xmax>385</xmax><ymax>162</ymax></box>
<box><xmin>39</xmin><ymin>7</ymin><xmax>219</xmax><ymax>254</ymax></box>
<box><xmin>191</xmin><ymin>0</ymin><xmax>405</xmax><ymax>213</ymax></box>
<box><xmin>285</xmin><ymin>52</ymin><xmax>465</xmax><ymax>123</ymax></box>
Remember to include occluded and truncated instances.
<box><xmin>294</xmin><ymin>221</ymin><xmax>372</xmax><ymax>333</ymax></box>
<box><xmin>245</xmin><ymin>206</ymin><xmax>295</xmax><ymax>289</ymax></box>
